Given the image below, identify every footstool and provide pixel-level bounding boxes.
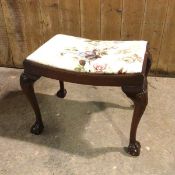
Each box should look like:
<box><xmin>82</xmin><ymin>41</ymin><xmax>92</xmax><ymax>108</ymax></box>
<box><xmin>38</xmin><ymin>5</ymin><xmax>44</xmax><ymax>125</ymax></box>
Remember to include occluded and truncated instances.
<box><xmin>20</xmin><ymin>34</ymin><xmax>152</xmax><ymax>156</ymax></box>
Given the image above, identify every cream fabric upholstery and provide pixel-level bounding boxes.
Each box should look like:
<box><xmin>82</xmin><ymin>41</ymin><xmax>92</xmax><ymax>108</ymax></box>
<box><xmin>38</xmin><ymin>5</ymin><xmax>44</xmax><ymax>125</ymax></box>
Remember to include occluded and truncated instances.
<box><xmin>27</xmin><ymin>34</ymin><xmax>147</xmax><ymax>74</ymax></box>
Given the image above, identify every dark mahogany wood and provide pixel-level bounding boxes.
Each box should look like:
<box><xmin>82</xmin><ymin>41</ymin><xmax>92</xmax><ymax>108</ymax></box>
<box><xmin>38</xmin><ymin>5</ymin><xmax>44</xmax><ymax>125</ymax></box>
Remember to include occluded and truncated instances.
<box><xmin>56</xmin><ymin>81</ymin><xmax>67</xmax><ymax>98</ymax></box>
<box><xmin>20</xmin><ymin>45</ymin><xmax>151</xmax><ymax>156</ymax></box>
<box><xmin>20</xmin><ymin>73</ymin><xmax>44</xmax><ymax>135</ymax></box>
<box><xmin>122</xmin><ymin>85</ymin><xmax>148</xmax><ymax>156</ymax></box>
<box><xmin>122</xmin><ymin>54</ymin><xmax>151</xmax><ymax>156</ymax></box>
<box><xmin>23</xmin><ymin>60</ymin><xmax>145</xmax><ymax>87</ymax></box>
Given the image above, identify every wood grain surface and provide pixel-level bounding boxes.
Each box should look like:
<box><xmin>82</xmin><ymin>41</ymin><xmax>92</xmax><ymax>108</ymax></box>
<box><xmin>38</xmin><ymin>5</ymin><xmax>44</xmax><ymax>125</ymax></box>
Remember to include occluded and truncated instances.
<box><xmin>0</xmin><ymin>0</ymin><xmax>174</xmax><ymax>74</ymax></box>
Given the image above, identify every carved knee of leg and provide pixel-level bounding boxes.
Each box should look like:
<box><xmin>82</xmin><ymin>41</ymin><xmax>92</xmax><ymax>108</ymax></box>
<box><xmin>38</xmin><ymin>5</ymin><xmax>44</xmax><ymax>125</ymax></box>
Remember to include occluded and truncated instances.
<box><xmin>136</xmin><ymin>91</ymin><xmax>148</xmax><ymax>107</ymax></box>
<box><xmin>20</xmin><ymin>73</ymin><xmax>32</xmax><ymax>89</ymax></box>
<box><xmin>20</xmin><ymin>73</ymin><xmax>39</xmax><ymax>89</ymax></box>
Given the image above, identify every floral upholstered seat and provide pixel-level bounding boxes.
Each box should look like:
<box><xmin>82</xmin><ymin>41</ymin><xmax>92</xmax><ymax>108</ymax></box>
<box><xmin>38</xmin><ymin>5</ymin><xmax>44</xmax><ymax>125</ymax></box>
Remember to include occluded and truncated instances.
<box><xmin>27</xmin><ymin>34</ymin><xmax>147</xmax><ymax>74</ymax></box>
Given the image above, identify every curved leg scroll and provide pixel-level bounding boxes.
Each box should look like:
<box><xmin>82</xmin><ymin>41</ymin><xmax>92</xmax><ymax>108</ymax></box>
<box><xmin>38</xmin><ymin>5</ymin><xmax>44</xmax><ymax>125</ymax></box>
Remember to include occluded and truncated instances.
<box><xmin>56</xmin><ymin>81</ymin><xmax>67</xmax><ymax>98</ymax></box>
<box><xmin>20</xmin><ymin>73</ymin><xmax>44</xmax><ymax>135</ymax></box>
<box><xmin>122</xmin><ymin>84</ymin><xmax>148</xmax><ymax>156</ymax></box>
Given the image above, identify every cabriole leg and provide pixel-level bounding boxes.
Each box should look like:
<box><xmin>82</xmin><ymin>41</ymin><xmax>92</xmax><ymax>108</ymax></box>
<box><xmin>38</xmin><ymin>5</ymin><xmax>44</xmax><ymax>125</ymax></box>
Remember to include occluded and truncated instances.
<box><xmin>56</xmin><ymin>81</ymin><xmax>67</xmax><ymax>98</ymax></box>
<box><xmin>122</xmin><ymin>83</ymin><xmax>148</xmax><ymax>156</ymax></box>
<box><xmin>20</xmin><ymin>73</ymin><xmax>44</xmax><ymax>135</ymax></box>
<box><xmin>122</xmin><ymin>52</ymin><xmax>151</xmax><ymax>156</ymax></box>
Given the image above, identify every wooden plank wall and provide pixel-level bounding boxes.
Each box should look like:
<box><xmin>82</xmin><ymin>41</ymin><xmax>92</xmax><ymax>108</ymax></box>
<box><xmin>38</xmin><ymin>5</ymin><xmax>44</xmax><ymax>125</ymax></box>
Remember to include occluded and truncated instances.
<box><xmin>0</xmin><ymin>0</ymin><xmax>174</xmax><ymax>74</ymax></box>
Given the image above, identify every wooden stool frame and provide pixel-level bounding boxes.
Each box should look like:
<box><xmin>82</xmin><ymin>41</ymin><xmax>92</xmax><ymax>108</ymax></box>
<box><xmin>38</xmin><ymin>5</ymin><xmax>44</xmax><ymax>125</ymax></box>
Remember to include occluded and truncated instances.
<box><xmin>20</xmin><ymin>46</ymin><xmax>152</xmax><ymax>156</ymax></box>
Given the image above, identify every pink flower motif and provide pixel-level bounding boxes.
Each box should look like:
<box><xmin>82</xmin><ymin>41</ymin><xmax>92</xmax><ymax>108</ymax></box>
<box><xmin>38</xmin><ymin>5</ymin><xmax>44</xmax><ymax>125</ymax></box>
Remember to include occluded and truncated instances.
<box><xmin>93</xmin><ymin>64</ymin><xmax>107</xmax><ymax>73</ymax></box>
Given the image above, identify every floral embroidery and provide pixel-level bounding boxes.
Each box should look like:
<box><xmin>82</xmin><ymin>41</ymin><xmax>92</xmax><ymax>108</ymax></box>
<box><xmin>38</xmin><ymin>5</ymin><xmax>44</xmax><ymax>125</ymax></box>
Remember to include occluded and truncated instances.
<box><xmin>79</xmin><ymin>59</ymin><xmax>86</xmax><ymax>66</ymax></box>
<box><xmin>27</xmin><ymin>34</ymin><xmax>147</xmax><ymax>74</ymax></box>
<box><xmin>122</xmin><ymin>54</ymin><xmax>142</xmax><ymax>63</ymax></box>
<box><xmin>93</xmin><ymin>63</ymin><xmax>107</xmax><ymax>73</ymax></box>
<box><xmin>74</xmin><ymin>65</ymin><xmax>85</xmax><ymax>72</ymax></box>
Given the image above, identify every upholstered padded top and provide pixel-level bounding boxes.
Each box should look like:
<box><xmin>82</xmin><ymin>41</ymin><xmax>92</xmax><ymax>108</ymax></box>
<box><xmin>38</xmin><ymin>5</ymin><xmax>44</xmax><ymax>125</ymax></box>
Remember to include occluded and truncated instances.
<box><xmin>26</xmin><ymin>34</ymin><xmax>147</xmax><ymax>74</ymax></box>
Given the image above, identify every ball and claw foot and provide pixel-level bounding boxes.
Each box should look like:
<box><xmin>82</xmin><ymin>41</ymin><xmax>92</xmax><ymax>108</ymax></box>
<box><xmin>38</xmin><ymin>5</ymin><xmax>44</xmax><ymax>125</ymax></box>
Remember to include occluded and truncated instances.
<box><xmin>56</xmin><ymin>89</ymin><xmax>67</xmax><ymax>98</ymax></box>
<box><xmin>30</xmin><ymin>121</ymin><xmax>44</xmax><ymax>135</ymax></box>
<box><xmin>126</xmin><ymin>141</ymin><xmax>141</xmax><ymax>156</ymax></box>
